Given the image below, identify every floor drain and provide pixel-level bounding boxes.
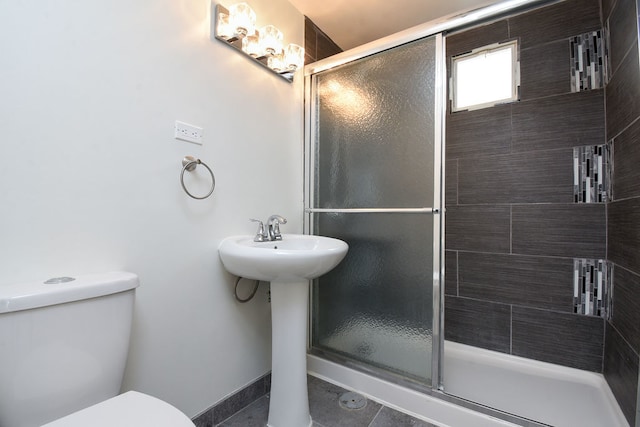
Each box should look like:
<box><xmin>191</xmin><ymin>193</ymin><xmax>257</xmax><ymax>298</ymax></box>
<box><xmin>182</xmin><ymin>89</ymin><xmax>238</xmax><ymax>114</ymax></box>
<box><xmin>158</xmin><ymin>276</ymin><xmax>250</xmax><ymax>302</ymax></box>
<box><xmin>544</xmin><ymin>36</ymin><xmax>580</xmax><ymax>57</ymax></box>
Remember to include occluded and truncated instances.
<box><xmin>339</xmin><ymin>391</ymin><xmax>367</xmax><ymax>410</ymax></box>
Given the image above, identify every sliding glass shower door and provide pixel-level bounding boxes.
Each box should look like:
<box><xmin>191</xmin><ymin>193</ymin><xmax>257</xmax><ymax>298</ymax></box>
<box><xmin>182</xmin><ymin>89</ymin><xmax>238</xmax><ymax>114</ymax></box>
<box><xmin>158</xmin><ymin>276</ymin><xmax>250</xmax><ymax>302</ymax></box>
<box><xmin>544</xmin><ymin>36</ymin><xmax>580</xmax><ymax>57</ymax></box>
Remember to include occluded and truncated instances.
<box><xmin>305</xmin><ymin>34</ymin><xmax>444</xmax><ymax>386</ymax></box>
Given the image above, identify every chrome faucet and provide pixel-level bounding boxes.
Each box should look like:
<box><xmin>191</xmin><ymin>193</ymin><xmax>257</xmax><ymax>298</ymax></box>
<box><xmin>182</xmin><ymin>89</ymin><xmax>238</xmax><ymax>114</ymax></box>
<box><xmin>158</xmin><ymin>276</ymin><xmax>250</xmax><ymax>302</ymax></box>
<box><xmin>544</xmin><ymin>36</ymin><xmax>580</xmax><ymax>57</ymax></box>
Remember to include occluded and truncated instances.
<box><xmin>250</xmin><ymin>215</ymin><xmax>287</xmax><ymax>242</ymax></box>
<box><xmin>267</xmin><ymin>215</ymin><xmax>287</xmax><ymax>241</ymax></box>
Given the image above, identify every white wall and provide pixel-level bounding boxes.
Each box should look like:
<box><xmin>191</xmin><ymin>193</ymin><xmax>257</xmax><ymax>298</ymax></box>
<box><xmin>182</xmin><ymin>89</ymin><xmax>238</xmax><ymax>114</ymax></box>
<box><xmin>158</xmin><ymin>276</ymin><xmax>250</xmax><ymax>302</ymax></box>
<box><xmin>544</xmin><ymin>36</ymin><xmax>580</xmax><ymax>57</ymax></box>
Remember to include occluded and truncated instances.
<box><xmin>0</xmin><ymin>0</ymin><xmax>304</xmax><ymax>418</ymax></box>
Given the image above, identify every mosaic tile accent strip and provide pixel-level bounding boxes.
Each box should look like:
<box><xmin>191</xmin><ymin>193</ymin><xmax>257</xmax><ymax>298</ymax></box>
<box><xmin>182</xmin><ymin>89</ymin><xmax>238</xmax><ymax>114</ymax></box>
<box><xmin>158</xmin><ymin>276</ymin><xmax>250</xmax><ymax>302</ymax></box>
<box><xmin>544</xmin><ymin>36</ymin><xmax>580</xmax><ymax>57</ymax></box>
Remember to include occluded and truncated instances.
<box><xmin>573</xmin><ymin>144</ymin><xmax>608</xmax><ymax>203</ymax></box>
<box><xmin>570</xmin><ymin>30</ymin><xmax>606</xmax><ymax>91</ymax></box>
<box><xmin>573</xmin><ymin>258</ymin><xmax>611</xmax><ymax>318</ymax></box>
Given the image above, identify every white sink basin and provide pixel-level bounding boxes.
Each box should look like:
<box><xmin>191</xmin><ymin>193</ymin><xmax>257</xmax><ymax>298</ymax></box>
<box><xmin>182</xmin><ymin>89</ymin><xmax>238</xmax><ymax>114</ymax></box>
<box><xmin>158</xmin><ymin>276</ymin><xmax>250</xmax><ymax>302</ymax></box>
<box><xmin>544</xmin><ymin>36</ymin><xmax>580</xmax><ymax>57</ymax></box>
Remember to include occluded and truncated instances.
<box><xmin>218</xmin><ymin>234</ymin><xmax>348</xmax><ymax>282</ymax></box>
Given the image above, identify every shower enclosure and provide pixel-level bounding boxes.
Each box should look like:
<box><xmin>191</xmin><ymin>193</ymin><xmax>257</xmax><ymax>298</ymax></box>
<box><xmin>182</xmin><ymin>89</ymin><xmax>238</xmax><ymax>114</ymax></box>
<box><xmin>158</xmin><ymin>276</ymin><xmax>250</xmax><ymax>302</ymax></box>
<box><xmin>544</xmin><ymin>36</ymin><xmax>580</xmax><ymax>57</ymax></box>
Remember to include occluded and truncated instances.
<box><xmin>303</xmin><ymin>0</ymin><xmax>633</xmax><ymax>425</ymax></box>
<box><xmin>304</xmin><ymin>34</ymin><xmax>445</xmax><ymax>388</ymax></box>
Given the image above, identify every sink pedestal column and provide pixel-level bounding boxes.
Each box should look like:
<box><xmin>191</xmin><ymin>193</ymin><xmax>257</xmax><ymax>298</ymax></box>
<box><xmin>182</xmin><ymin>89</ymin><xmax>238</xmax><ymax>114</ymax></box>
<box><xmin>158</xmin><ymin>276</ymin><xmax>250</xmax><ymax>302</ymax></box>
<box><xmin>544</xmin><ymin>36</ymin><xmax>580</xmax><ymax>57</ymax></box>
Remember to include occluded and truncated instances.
<box><xmin>267</xmin><ymin>280</ymin><xmax>312</xmax><ymax>427</ymax></box>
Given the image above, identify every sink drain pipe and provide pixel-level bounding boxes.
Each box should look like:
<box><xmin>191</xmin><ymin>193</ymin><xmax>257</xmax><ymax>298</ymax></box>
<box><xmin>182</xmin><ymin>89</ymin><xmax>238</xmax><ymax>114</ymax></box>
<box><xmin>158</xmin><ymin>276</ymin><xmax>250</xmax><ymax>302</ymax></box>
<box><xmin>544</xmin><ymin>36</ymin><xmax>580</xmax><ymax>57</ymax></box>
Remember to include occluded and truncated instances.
<box><xmin>234</xmin><ymin>276</ymin><xmax>260</xmax><ymax>303</ymax></box>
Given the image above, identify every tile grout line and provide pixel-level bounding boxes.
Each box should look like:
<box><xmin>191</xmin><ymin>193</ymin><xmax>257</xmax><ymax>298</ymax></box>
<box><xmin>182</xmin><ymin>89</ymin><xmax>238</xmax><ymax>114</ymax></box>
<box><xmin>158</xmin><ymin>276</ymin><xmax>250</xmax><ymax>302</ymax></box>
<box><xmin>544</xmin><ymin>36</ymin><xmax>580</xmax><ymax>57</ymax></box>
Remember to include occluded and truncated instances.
<box><xmin>366</xmin><ymin>405</ymin><xmax>385</xmax><ymax>427</ymax></box>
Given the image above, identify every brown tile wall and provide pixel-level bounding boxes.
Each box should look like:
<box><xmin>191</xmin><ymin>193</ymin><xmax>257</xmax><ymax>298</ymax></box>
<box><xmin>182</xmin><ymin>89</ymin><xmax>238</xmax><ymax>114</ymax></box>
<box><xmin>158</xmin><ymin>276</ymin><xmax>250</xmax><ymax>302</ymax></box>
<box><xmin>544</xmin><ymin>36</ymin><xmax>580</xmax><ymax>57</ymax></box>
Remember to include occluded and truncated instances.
<box><xmin>444</xmin><ymin>0</ymin><xmax>607</xmax><ymax>373</ymax></box>
<box><xmin>603</xmin><ymin>0</ymin><xmax>640</xmax><ymax>423</ymax></box>
<box><xmin>304</xmin><ymin>17</ymin><xmax>342</xmax><ymax>65</ymax></box>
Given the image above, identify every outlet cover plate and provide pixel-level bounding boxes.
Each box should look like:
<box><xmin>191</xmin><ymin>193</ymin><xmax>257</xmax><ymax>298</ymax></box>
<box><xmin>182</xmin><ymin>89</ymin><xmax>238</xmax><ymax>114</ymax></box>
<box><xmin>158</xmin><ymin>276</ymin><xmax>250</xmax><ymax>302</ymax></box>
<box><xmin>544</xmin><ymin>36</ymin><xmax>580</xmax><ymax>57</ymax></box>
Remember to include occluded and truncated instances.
<box><xmin>175</xmin><ymin>120</ymin><xmax>203</xmax><ymax>145</ymax></box>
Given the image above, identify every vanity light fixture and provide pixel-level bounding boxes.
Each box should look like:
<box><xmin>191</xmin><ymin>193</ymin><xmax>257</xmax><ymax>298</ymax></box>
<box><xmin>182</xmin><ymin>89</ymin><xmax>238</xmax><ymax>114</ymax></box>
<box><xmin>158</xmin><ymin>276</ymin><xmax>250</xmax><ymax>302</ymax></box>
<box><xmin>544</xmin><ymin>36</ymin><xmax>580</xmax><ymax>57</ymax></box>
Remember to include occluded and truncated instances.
<box><xmin>211</xmin><ymin>1</ymin><xmax>305</xmax><ymax>83</ymax></box>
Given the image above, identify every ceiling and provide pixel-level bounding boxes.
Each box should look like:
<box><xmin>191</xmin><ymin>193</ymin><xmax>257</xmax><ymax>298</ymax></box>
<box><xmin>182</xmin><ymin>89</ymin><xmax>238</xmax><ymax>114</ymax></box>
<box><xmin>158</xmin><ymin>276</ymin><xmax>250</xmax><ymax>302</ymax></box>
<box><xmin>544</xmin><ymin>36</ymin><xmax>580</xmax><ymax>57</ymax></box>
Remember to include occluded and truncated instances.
<box><xmin>288</xmin><ymin>0</ymin><xmax>502</xmax><ymax>51</ymax></box>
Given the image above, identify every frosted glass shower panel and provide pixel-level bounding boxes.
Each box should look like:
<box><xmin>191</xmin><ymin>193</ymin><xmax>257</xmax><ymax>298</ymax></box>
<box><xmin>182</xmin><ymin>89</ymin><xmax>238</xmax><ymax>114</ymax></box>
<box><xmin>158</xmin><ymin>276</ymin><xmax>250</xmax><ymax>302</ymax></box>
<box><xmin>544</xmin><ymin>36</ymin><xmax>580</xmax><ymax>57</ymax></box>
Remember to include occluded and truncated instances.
<box><xmin>315</xmin><ymin>37</ymin><xmax>436</xmax><ymax>208</ymax></box>
<box><xmin>312</xmin><ymin>213</ymin><xmax>434</xmax><ymax>382</ymax></box>
<box><xmin>309</xmin><ymin>34</ymin><xmax>440</xmax><ymax>386</ymax></box>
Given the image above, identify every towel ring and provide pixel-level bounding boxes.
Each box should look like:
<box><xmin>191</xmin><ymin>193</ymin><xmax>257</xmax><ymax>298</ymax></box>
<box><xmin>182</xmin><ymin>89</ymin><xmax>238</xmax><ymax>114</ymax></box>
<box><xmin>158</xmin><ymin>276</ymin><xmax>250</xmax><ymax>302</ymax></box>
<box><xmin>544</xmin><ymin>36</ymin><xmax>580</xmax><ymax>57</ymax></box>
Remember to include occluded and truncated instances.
<box><xmin>180</xmin><ymin>156</ymin><xmax>215</xmax><ymax>200</ymax></box>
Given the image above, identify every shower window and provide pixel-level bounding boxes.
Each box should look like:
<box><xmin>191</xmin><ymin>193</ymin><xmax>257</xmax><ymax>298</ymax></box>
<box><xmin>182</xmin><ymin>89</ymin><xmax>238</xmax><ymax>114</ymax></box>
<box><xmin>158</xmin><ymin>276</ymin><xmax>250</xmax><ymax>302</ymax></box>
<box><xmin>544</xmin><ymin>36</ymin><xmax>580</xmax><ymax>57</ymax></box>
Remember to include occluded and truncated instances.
<box><xmin>451</xmin><ymin>40</ymin><xmax>519</xmax><ymax>111</ymax></box>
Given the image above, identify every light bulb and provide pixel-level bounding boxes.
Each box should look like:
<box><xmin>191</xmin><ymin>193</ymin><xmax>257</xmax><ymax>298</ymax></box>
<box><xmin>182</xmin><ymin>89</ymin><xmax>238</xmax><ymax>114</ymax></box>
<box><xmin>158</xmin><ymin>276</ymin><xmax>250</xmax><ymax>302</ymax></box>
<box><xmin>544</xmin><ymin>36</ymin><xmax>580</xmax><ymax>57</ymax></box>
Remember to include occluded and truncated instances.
<box><xmin>242</xmin><ymin>33</ymin><xmax>261</xmax><ymax>57</ymax></box>
<box><xmin>268</xmin><ymin>53</ymin><xmax>284</xmax><ymax>72</ymax></box>
<box><xmin>228</xmin><ymin>3</ymin><xmax>256</xmax><ymax>38</ymax></box>
<box><xmin>284</xmin><ymin>43</ymin><xmax>305</xmax><ymax>71</ymax></box>
<box><xmin>216</xmin><ymin>12</ymin><xmax>233</xmax><ymax>39</ymax></box>
<box><xmin>259</xmin><ymin>25</ymin><xmax>283</xmax><ymax>56</ymax></box>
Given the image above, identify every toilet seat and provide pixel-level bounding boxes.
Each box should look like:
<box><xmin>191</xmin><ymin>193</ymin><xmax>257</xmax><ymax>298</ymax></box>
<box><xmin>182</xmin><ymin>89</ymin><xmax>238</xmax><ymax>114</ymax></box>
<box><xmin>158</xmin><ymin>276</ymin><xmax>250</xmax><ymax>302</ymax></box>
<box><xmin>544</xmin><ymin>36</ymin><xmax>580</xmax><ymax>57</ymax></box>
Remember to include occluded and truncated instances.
<box><xmin>42</xmin><ymin>391</ymin><xmax>195</xmax><ymax>427</ymax></box>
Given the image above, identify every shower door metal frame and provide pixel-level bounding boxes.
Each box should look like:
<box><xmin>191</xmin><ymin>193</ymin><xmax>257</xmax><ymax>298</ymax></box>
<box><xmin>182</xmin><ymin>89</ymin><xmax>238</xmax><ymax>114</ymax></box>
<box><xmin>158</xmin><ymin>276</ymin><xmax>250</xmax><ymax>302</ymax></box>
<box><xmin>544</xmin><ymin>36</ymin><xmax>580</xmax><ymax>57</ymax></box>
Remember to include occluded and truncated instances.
<box><xmin>303</xmin><ymin>33</ymin><xmax>446</xmax><ymax>390</ymax></box>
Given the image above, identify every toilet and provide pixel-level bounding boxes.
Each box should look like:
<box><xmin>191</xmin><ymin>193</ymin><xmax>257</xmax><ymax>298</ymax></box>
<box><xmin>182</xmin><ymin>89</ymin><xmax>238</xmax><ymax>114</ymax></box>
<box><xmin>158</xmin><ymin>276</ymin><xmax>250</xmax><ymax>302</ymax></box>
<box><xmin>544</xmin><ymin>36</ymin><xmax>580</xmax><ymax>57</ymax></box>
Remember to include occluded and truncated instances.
<box><xmin>0</xmin><ymin>271</ymin><xmax>195</xmax><ymax>427</ymax></box>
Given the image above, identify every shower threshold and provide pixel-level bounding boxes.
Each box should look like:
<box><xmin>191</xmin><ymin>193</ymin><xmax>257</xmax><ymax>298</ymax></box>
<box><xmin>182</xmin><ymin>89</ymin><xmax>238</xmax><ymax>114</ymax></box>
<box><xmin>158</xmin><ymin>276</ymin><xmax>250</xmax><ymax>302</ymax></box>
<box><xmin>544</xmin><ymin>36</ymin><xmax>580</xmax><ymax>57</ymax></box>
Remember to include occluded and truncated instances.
<box><xmin>308</xmin><ymin>340</ymin><xmax>628</xmax><ymax>427</ymax></box>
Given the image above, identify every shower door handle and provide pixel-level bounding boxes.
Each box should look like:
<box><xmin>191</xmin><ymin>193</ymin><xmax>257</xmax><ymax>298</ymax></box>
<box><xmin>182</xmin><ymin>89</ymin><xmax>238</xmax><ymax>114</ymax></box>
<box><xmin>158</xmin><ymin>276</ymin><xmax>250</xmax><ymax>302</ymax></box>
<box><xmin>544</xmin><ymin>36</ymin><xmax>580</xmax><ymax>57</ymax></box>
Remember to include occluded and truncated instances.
<box><xmin>304</xmin><ymin>207</ymin><xmax>439</xmax><ymax>214</ymax></box>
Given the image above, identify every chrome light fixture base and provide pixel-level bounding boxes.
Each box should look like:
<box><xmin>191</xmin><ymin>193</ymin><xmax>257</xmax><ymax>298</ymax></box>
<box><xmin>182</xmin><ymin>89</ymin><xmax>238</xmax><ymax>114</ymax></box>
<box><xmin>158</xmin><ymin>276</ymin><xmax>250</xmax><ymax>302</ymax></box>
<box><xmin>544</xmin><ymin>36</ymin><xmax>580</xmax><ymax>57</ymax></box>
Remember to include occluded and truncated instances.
<box><xmin>211</xmin><ymin>2</ymin><xmax>299</xmax><ymax>83</ymax></box>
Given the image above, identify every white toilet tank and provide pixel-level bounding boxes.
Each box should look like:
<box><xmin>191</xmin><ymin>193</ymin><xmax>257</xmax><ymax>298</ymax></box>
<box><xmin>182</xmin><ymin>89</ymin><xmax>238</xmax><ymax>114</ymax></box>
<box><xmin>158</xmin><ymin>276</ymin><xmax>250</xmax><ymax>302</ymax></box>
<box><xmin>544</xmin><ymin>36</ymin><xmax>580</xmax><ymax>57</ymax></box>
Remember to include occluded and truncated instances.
<box><xmin>0</xmin><ymin>271</ymin><xmax>139</xmax><ymax>427</ymax></box>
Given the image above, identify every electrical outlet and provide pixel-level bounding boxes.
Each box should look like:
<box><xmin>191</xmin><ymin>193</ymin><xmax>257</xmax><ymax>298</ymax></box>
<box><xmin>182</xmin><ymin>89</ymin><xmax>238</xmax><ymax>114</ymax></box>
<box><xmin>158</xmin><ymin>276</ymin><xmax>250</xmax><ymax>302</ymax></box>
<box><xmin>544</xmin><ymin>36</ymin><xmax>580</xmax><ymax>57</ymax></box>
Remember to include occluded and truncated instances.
<box><xmin>174</xmin><ymin>120</ymin><xmax>203</xmax><ymax>145</ymax></box>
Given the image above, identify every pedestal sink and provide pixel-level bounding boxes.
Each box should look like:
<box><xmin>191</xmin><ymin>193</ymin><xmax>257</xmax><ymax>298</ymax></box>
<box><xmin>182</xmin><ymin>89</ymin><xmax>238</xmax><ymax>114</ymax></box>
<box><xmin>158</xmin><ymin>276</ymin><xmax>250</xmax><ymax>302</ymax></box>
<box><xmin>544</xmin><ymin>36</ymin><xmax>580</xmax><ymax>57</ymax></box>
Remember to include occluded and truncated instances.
<box><xmin>218</xmin><ymin>234</ymin><xmax>348</xmax><ymax>427</ymax></box>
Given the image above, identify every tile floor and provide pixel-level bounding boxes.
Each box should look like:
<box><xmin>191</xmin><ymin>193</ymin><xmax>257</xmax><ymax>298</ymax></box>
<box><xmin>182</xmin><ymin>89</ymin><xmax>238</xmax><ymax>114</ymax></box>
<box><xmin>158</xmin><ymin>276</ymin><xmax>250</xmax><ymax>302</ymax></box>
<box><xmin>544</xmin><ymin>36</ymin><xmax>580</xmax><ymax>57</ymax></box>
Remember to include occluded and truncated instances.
<box><xmin>216</xmin><ymin>375</ymin><xmax>438</xmax><ymax>427</ymax></box>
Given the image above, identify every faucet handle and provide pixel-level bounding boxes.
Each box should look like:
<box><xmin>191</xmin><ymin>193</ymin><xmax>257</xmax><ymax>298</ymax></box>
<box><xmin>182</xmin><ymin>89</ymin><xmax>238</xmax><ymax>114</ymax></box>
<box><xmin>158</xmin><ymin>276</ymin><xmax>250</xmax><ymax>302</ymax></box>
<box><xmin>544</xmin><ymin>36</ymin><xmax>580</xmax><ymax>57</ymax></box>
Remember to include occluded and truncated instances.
<box><xmin>250</xmin><ymin>218</ymin><xmax>268</xmax><ymax>242</ymax></box>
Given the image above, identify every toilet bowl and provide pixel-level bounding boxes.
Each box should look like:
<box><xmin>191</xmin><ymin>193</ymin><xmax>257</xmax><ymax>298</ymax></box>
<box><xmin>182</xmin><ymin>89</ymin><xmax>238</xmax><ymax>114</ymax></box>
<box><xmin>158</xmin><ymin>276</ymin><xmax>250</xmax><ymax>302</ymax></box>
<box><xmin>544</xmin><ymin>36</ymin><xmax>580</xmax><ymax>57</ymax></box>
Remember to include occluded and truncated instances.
<box><xmin>42</xmin><ymin>391</ymin><xmax>194</xmax><ymax>427</ymax></box>
<box><xmin>0</xmin><ymin>271</ymin><xmax>195</xmax><ymax>427</ymax></box>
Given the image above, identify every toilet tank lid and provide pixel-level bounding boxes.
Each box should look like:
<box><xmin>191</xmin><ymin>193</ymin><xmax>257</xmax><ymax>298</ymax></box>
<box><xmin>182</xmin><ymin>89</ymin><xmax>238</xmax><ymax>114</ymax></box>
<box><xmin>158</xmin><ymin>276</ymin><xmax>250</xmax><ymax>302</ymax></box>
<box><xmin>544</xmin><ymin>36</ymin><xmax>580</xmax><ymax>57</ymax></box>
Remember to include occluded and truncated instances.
<box><xmin>0</xmin><ymin>271</ymin><xmax>139</xmax><ymax>314</ymax></box>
